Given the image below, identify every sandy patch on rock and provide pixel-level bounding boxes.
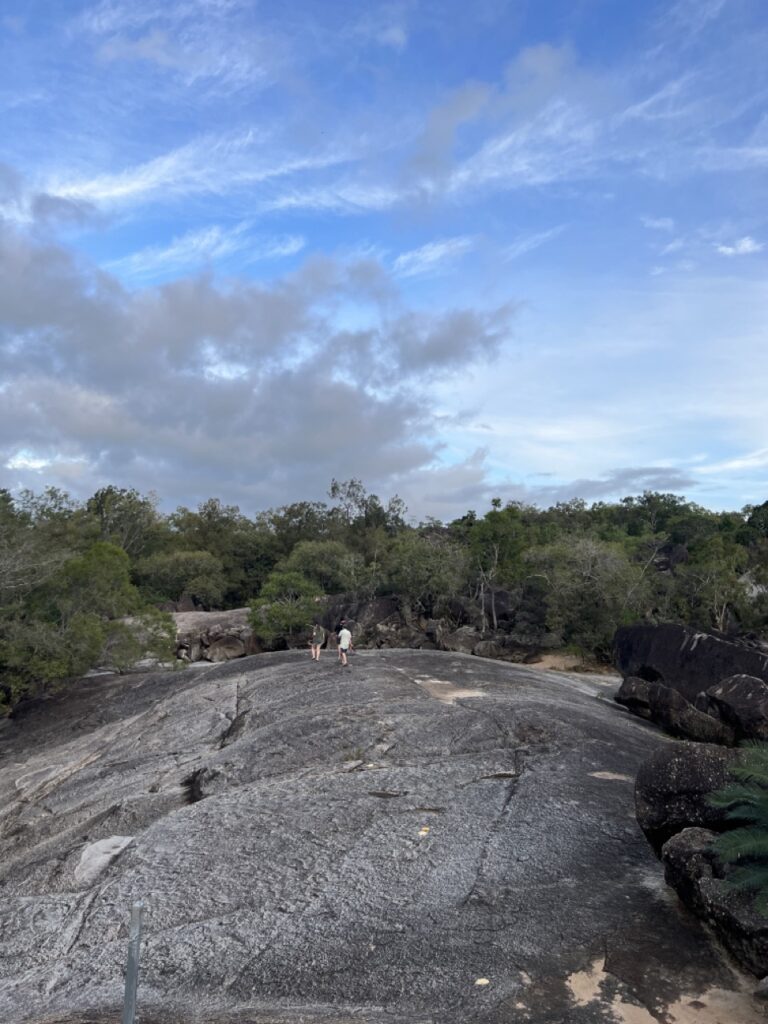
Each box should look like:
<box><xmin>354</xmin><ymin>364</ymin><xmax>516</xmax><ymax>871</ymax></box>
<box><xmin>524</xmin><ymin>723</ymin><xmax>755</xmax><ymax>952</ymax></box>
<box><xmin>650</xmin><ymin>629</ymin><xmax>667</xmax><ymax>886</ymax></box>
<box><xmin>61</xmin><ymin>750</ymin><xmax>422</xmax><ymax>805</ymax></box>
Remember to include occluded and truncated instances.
<box><xmin>414</xmin><ymin>675</ymin><xmax>484</xmax><ymax>703</ymax></box>
<box><xmin>527</xmin><ymin>653</ymin><xmax>620</xmax><ymax>677</ymax></box>
<box><xmin>567</xmin><ymin>957</ymin><xmax>763</xmax><ymax>1023</ymax></box>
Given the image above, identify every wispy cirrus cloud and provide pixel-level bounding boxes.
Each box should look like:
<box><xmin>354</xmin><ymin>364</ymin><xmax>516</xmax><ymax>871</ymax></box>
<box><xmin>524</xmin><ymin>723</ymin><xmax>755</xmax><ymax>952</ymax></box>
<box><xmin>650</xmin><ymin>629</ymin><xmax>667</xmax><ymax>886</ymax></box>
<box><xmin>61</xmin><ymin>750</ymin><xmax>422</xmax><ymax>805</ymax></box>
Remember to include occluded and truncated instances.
<box><xmin>73</xmin><ymin>0</ymin><xmax>274</xmax><ymax>88</ymax></box>
<box><xmin>47</xmin><ymin>132</ymin><xmax>353</xmax><ymax>209</ymax></box>
<box><xmin>504</xmin><ymin>225</ymin><xmax>566</xmax><ymax>261</ymax></box>
<box><xmin>446</xmin><ymin>99</ymin><xmax>600</xmax><ymax>195</ymax></box>
<box><xmin>393</xmin><ymin>236</ymin><xmax>474</xmax><ymax>278</ymax></box>
<box><xmin>661</xmin><ymin>0</ymin><xmax>729</xmax><ymax>39</ymax></box>
<box><xmin>696</xmin><ymin>447</ymin><xmax>768</xmax><ymax>475</ymax></box>
<box><xmin>618</xmin><ymin>75</ymin><xmax>700</xmax><ymax>123</ymax></box>
<box><xmin>106</xmin><ymin>224</ymin><xmax>305</xmax><ymax>282</ymax></box>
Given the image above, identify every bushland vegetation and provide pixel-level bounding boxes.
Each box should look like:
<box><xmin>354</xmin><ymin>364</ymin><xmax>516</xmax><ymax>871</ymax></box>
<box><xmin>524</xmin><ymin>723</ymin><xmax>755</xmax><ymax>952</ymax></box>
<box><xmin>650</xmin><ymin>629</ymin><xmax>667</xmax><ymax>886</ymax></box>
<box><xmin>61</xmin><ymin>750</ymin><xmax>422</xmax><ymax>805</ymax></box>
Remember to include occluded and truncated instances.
<box><xmin>2</xmin><ymin>480</ymin><xmax>767</xmax><ymax>712</ymax></box>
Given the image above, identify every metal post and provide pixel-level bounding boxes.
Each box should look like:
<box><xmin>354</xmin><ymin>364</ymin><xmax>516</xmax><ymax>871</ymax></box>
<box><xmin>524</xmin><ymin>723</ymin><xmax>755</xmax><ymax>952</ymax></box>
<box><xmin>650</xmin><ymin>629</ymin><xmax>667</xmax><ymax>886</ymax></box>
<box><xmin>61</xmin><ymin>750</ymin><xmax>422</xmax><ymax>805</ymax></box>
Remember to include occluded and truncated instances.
<box><xmin>121</xmin><ymin>900</ymin><xmax>144</xmax><ymax>1024</ymax></box>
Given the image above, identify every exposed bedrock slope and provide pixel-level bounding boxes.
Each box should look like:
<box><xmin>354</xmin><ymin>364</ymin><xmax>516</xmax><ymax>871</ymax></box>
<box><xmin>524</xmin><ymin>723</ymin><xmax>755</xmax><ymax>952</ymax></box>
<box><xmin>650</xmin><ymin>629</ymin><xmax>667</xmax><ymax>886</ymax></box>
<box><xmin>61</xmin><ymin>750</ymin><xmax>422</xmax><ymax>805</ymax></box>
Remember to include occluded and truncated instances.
<box><xmin>0</xmin><ymin>652</ymin><xmax>763</xmax><ymax>1023</ymax></box>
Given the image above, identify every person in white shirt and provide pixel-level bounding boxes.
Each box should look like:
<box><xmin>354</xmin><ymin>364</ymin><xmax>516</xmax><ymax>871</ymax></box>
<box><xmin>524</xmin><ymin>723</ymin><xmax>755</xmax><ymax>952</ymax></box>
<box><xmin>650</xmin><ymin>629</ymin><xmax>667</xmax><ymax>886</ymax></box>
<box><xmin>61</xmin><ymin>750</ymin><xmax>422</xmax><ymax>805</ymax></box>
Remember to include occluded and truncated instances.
<box><xmin>337</xmin><ymin>620</ymin><xmax>353</xmax><ymax>666</ymax></box>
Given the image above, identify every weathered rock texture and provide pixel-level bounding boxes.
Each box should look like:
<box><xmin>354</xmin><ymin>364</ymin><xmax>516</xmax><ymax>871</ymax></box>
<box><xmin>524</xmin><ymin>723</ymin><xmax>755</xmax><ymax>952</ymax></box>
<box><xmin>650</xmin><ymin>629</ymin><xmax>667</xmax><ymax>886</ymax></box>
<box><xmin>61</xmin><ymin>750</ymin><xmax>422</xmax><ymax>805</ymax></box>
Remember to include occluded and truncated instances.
<box><xmin>662</xmin><ymin>827</ymin><xmax>768</xmax><ymax>979</ymax></box>
<box><xmin>616</xmin><ymin>676</ymin><xmax>736</xmax><ymax>745</ymax></box>
<box><xmin>0</xmin><ymin>653</ymin><xmax>763</xmax><ymax>1023</ymax></box>
<box><xmin>174</xmin><ymin>608</ymin><xmax>259</xmax><ymax>663</ymax></box>
<box><xmin>635</xmin><ymin>742</ymin><xmax>738</xmax><ymax>855</ymax></box>
<box><xmin>635</xmin><ymin>740</ymin><xmax>768</xmax><ymax>981</ymax></box>
<box><xmin>614</xmin><ymin>623</ymin><xmax>768</xmax><ymax>703</ymax></box>
<box><xmin>697</xmin><ymin>674</ymin><xmax>768</xmax><ymax>742</ymax></box>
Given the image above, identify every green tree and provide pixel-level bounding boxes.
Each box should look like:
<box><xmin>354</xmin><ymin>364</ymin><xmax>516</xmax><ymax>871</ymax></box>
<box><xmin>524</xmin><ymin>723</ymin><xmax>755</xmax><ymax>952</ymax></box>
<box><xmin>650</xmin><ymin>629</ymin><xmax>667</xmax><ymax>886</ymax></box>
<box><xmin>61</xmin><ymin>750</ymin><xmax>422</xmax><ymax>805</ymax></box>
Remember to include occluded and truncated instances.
<box><xmin>85</xmin><ymin>486</ymin><xmax>162</xmax><ymax>558</ymax></box>
<box><xmin>0</xmin><ymin>541</ymin><xmax>164</xmax><ymax>708</ymax></box>
<box><xmin>281</xmin><ymin>539</ymin><xmax>371</xmax><ymax>595</ymax></box>
<box><xmin>170</xmin><ymin>498</ymin><xmax>279</xmax><ymax>604</ymax></box>
<box><xmin>466</xmin><ymin>503</ymin><xmax>526</xmax><ymax>629</ymax></box>
<box><xmin>0</xmin><ymin>490</ymin><xmax>70</xmax><ymax>602</ymax></box>
<box><xmin>386</xmin><ymin>531</ymin><xmax>467</xmax><ymax>620</ymax></box>
<box><xmin>677</xmin><ymin>534</ymin><xmax>748</xmax><ymax>632</ymax></box>
<box><xmin>256</xmin><ymin>501</ymin><xmax>333</xmax><ymax>556</ymax></box>
<box><xmin>249</xmin><ymin>570</ymin><xmax>322</xmax><ymax>643</ymax></box>
<box><xmin>133</xmin><ymin>550</ymin><xmax>227</xmax><ymax>608</ymax></box>
<box><xmin>51</xmin><ymin>543</ymin><xmax>140</xmax><ymax>624</ymax></box>
<box><xmin>525</xmin><ymin>536</ymin><xmax>648</xmax><ymax>657</ymax></box>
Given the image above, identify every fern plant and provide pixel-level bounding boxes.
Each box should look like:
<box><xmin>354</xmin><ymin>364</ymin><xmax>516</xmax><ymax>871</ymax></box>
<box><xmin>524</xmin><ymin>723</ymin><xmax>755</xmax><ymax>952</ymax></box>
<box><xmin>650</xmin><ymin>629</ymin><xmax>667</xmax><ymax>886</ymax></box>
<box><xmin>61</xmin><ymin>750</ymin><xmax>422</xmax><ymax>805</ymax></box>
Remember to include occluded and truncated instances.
<box><xmin>709</xmin><ymin>741</ymin><xmax>768</xmax><ymax>915</ymax></box>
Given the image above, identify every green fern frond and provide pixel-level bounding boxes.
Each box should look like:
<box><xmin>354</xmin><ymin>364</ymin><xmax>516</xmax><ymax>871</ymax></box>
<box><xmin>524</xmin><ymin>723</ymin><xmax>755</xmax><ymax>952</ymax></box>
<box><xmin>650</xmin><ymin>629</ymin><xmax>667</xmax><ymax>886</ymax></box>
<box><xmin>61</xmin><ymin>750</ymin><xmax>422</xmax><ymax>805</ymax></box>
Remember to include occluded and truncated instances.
<box><xmin>741</xmin><ymin>804</ymin><xmax>768</xmax><ymax>830</ymax></box>
<box><xmin>730</xmin><ymin>765</ymin><xmax>768</xmax><ymax>788</ymax></box>
<box><xmin>714</xmin><ymin>828</ymin><xmax>768</xmax><ymax>862</ymax></box>
<box><xmin>727</xmin><ymin>863</ymin><xmax>768</xmax><ymax>893</ymax></box>
<box><xmin>708</xmin><ymin>741</ymin><xmax>768</xmax><ymax>916</ymax></box>
<box><xmin>708</xmin><ymin>782</ymin><xmax>765</xmax><ymax>811</ymax></box>
<box><xmin>729</xmin><ymin>742</ymin><xmax>768</xmax><ymax>788</ymax></box>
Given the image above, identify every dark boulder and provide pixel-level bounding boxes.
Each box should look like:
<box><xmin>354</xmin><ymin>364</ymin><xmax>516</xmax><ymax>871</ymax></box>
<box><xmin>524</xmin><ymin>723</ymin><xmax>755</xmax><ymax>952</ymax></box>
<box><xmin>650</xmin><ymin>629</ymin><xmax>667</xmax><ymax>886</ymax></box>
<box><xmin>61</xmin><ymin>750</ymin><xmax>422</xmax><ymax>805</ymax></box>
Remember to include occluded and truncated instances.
<box><xmin>442</xmin><ymin>625</ymin><xmax>478</xmax><ymax>654</ymax></box>
<box><xmin>662</xmin><ymin>827</ymin><xmax>768</xmax><ymax>978</ymax></box>
<box><xmin>616</xmin><ymin>676</ymin><xmax>735</xmax><ymax>745</ymax></box>
<box><xmin>698</xmin><ymin>675</ymin><xmax>768</xmax><ymax>741</ymax></box>
<box><xmin>614</xmin><ymin>624</ymin><xmax>768</xmax><ymax>703</ymax></box>
<box><xmin>635</xmin><ymin>741</ymin><xmax>737</xmax><ymax>854</ymax></box>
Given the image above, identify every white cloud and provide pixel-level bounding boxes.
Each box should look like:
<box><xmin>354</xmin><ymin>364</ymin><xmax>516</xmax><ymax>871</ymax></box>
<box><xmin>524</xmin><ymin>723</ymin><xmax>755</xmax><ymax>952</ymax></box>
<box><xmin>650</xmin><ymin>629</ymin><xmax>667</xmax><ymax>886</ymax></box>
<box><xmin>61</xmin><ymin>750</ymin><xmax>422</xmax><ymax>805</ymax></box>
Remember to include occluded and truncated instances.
<box><xmin>696</xmin><ymin>448</ymin><xmax>768</xmax><ymax>475</ymax></box>
<box><xmin>619</xmin><ymin>75</ymin><xmax>698</xmax><ymax>123</ymax></box>
<box><xmin>6</xmin><ymin>450</ymin><xmax>50</xmax><ymax>471</ymax></box>
<box><xmin>504</xmin><ymin>225</ymin><xmax>565</xmax><ymax>261</ymax></box>
<box><xmin>74</xmin><ymin>0</ymin><xmax>273</xmax><ymax>88</ymax></box>
<box><xmin>106</xmin><ymin>225</ymin><xmax>305</xmax><ymax>281</ymax></box>
<box><xmin>393</xmin><ymin>237</ymin><xmax>474</xmax><ymax>278</ymax></box>
<box><xmin>715</xmin><ymin>236</ymin><xmax>763</xmax><ymax>256</ymax></box>
<box><xmin>447</xmin><ymin>99</ymin><xmax>599</xmax><ymax>195</ymax></box>
<box><xmin>47</xmin><ymin>133</ymin><xmax>351</xmax><ymax>209</ymax></box>
<box><xmin>641</xmin><ymin>216</ymin><xmax>674</xmax><ymax>231</ymax></box>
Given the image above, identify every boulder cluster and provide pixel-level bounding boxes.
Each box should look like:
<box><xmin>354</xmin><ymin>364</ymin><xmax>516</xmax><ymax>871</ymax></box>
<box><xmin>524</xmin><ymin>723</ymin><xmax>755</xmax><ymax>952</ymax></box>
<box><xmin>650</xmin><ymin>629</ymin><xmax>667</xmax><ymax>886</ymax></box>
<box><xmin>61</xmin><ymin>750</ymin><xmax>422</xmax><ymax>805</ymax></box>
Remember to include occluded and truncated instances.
<box><xmin>169</xmin><ymin>597</ymin><xmax>557</xmax><ymax>666</ymax></box>
<box><xmin>615</xmin><ymin>623</ymin><xmax>768</xmax><ymax>981</ymax></box>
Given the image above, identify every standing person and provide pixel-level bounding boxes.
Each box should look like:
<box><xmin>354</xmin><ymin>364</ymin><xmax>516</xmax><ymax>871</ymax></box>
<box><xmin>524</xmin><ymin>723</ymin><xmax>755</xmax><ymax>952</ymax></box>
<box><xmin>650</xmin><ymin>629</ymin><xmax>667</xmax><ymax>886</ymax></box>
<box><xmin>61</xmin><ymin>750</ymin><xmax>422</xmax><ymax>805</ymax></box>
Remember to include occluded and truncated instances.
<box><xmin>337</xmin><ymin>619</ymin><xmax>353</xmax><ymax>667</ymax></box>
<box><xmin>310</xmin><ymin>622</ymin><xmax>326</xmax><ymax>661</ymax></box>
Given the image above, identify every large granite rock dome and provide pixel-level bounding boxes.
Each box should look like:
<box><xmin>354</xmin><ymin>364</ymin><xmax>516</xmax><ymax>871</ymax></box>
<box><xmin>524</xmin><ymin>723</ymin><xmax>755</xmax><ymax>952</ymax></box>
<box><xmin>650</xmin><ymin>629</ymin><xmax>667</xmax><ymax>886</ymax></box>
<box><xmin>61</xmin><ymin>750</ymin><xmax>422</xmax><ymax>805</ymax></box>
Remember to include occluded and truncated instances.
<box><xmin>0</xmin><ymin>652</ymin><xmax>763</xmax><ymax>1023</ymax></box>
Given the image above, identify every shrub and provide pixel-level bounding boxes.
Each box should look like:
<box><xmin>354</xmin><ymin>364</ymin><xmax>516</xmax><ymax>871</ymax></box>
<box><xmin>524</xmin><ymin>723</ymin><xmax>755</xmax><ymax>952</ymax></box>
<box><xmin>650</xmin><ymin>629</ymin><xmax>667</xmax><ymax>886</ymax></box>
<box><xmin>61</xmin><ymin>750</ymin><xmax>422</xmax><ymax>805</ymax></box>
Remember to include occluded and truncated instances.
<box><xmin>709</xmin><ymin>741</ymin><xmax>768</xmax><ymax>914</ymax></box>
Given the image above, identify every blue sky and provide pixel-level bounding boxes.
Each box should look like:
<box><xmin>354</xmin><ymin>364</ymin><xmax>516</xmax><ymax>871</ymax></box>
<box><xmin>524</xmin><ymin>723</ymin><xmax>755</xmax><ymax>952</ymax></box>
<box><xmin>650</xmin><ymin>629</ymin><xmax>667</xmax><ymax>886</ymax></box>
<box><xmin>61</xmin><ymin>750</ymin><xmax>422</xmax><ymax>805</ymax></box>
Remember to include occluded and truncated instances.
<box><xmin>1</xmin><ymin>0</ymin><xmax>767</xmax><ymax>520</ymax></box>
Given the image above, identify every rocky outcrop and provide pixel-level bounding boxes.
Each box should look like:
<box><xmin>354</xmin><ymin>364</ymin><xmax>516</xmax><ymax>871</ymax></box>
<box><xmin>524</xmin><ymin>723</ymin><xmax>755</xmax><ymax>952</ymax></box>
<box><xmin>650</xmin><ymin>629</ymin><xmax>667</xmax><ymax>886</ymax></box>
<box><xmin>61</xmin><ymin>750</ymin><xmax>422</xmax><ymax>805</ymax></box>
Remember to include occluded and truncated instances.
<box><xmin>614</xmin><ymin>623</ymin><xmax>768</xmax><ymax>703</ymax></box>
<box><xmin>635</xmin><ymin>742</ymin><xmax>737</xmax><ymax>855</ymax></box>
<box><xmin>1</xmin><ymin>652</ymin><xmax>763</xmax><ymax>1023</ymax></box>
<box><xmin>696</xmin><ymin>675</ymin><xmax>768</xmax><ymax>741</ymax></box>
<box><xmin>616</xmin><ymin>676</ymin><xmax>736</xmax><ymax>745</ymax></box>
<box><xmin>662</xmin><ymin>828</ymin><xmax>768</xmax><ymax>978</ymax></box>
<box><xmin>635</xmin><ymin>741</ymin><xmax>768</xmax><ymax>980</ymax></box>
<box><xmin>172</xmin><ymin>602</ymin><xmax>566</xmax><ymax>668</ymax></box>
<box><xmin>173</xmin><ymin>608</ymin><xmax>259</xmax><ymax>662</ymax></box>
<box><xmin>613</xmin><ymin>625</ymin><xmax>768</xmax><ymax>745</ymax></box>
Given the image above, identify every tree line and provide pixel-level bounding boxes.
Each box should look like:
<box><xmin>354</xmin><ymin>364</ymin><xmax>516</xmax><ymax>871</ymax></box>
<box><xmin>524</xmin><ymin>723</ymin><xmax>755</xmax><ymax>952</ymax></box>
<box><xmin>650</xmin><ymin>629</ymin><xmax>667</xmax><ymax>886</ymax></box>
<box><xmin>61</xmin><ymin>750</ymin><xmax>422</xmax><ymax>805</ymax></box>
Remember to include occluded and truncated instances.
<box><xmin>2</xmin><ymin>480</ymin><xmax>767</xmax><ymax>712</ymax></box>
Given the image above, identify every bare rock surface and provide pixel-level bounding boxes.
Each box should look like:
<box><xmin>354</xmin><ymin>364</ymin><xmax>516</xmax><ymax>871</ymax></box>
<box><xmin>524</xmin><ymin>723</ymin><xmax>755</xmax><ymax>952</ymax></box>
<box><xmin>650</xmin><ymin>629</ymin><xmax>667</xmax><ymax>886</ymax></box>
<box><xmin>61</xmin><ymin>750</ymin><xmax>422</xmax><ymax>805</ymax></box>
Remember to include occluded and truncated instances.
<box><xmin>0</xmin><ymin>652</ymin><xmax>764</xmax><ymax>1024</ymax></box>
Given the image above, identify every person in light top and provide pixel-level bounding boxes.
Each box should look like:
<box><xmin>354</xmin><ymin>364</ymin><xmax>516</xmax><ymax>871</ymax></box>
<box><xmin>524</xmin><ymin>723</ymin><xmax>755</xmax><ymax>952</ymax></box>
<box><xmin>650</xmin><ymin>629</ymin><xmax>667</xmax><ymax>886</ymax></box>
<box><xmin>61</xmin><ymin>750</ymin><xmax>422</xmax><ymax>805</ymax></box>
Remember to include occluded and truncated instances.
<box><xmin>337</xmin><ymin>620</ymin><xmax>353</xmax><ymax>666</ymax></box>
